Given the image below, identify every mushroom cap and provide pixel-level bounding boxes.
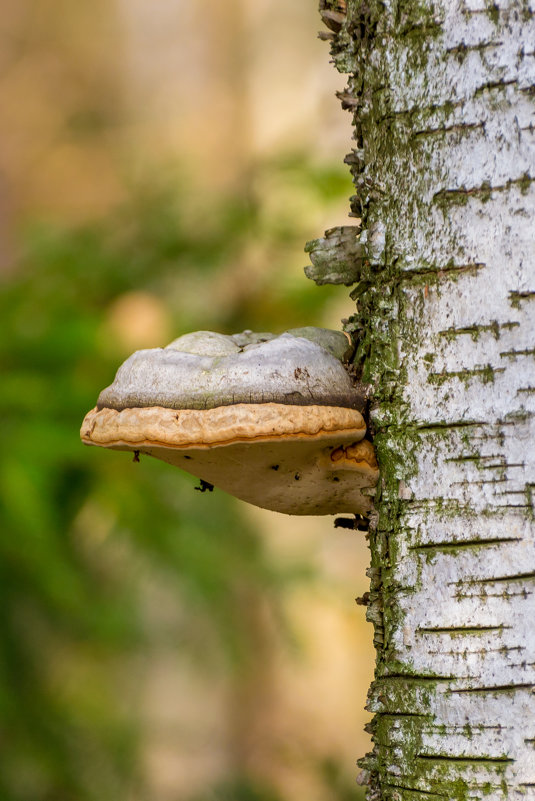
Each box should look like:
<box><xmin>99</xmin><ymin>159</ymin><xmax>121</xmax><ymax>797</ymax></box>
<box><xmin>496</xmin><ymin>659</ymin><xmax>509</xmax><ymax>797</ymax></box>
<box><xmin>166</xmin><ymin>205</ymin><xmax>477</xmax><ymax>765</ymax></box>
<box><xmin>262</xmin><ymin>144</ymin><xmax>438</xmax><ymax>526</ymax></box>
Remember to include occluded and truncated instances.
<box><xmin>96</xmin><ymin>328</ymin><xmax>359</xmax><ymax>412</ymax></box>
<box><xmin>81</xmin><ymin>328</ymin><xmax>378</xmax><ymax>515</ymax></box>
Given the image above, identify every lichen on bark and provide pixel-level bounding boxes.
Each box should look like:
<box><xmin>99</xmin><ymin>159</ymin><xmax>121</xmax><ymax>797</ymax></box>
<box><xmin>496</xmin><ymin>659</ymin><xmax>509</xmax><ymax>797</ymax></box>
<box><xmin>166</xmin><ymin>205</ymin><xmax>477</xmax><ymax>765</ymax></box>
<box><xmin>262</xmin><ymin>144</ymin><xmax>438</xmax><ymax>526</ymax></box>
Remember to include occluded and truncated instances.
<box><xmin>309</xmin><ymin>1</ymin><xmax>535</xmax><ymax>799</ymax></box>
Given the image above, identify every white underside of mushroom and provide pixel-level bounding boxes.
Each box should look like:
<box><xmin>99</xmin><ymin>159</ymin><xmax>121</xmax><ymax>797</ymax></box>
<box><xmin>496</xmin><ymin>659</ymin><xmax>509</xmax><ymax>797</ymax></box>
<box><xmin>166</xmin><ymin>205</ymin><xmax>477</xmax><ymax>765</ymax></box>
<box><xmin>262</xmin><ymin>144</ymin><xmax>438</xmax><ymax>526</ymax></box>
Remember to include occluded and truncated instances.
<box><xmin>81</xmin><ymin>403</ymin><xmax>378</xmax><ymax>515</ymax></box>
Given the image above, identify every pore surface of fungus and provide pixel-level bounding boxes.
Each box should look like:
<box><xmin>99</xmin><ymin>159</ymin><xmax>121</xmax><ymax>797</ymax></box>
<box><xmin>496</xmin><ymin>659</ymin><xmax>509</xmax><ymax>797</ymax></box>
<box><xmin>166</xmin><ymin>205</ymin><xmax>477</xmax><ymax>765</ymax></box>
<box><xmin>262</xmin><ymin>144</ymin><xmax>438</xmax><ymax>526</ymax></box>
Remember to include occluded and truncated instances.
<box><xmin>81</xmin><ymin>328</ymin><xmax>378</xmax><ymax>515</ymax></box>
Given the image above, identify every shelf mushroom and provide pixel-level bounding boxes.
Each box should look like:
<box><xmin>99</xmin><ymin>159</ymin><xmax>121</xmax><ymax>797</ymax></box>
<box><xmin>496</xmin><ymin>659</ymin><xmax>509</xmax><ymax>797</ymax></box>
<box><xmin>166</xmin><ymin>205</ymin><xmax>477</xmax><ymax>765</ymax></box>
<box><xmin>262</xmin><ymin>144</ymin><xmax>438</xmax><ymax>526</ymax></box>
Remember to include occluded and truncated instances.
<box><xmin>80</xmin><ymin>327</ymin><xmax>378</xmax><ymax>515</ymax></box>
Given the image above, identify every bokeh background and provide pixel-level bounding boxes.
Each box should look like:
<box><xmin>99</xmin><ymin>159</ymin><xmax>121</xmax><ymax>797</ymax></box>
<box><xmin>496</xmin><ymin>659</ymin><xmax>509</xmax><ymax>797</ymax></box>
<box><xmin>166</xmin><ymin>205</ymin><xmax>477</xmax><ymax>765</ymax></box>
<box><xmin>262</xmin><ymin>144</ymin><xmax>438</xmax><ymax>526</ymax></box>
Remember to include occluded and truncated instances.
<box><xmin>0</xmin><ymin>2</ymin><xmax>374</xmax><ymax>800</ymax></box>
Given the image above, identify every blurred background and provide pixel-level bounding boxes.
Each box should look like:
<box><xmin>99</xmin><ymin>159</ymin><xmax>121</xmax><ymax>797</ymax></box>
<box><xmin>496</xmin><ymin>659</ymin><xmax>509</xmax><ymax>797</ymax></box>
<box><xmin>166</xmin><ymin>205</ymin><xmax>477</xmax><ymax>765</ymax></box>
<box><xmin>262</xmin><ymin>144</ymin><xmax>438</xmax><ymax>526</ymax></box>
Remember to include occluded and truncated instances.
<box><xmin>0</xmin><ymin>2</ymin><xmax>374</xmax><ymax>800</ymax></box>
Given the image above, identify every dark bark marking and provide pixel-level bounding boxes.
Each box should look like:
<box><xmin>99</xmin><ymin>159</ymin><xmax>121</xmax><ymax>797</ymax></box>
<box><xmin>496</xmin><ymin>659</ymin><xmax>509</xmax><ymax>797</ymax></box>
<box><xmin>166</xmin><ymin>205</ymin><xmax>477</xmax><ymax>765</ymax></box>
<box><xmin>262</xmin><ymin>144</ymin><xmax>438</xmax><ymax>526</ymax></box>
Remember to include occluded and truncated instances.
<box><xmin>500</xmin><ymin>347</ymin><xmax>535</xmax><ymax>358</ymax></box>
<box><xmin>410</xmin><ymin>536</ymin><xmax>520</xmax><ymax>551</ymax></box>
<box><xmin>382</xmin><ymin>782</ymin><xmax>448</xmax><ymax>798</ymax></box>
<box><xmin>451</xmin><ymin>683</ymin><xmax>535</xmax><ymax>694</ymax></box>
<box><xmin>412</xmin><ymin>122</ymin><xmax>484</xmax><ymax>140</ymax></box>
<box><xmin>474</xmin><ymin>571</ymin><xmax>535</xmax><ymax>584</ymax></box>
<box><xmin>415</xmin><ymin>754</ymin><xmax>513</xmax><ymax>764</ymax></box>
<box><xmin>417</xmin><ymin>625</ymin><xmax>509</xmax><ymax>635</ymax></box>
<box><xmin>433</xmin><ymin>174</ymin><xmax>535</xmax><ymax>204</ymax></box>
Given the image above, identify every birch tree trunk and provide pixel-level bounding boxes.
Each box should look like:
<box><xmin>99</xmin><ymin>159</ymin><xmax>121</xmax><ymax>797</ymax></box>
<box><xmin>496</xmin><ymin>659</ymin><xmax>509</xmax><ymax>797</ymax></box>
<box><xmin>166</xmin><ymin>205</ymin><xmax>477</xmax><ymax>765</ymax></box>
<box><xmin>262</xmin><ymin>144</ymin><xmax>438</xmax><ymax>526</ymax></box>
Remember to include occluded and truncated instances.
<box><xmin>308</xmin><ymin>1</ymin><xmax>535</xmax><ymax>798</ymax></box>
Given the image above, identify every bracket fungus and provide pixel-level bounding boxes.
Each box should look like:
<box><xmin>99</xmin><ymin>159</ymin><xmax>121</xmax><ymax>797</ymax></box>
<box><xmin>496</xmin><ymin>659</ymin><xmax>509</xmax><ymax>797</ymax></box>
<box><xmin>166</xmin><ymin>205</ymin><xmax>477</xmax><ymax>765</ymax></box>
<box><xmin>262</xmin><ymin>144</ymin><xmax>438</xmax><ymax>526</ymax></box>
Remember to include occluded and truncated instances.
<box><xmin>80</xmin><ymin>327</ymin><xmax>378</xmax><ymax>515</ymax></box>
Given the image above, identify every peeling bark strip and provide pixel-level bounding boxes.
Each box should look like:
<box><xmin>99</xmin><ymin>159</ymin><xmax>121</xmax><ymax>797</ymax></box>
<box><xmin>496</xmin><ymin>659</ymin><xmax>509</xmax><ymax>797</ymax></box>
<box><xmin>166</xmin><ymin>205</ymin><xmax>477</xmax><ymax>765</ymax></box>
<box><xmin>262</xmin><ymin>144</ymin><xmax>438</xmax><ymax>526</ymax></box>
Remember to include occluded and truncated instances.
<box><xmin>305</xmin><ymin>225</ymin><xmax>364</xmax><ymax>285</ymax></box>
<box><xmin>312</xmin><ymin>1</ymin><xmax>535</xmax><ymax>799</ymax></box>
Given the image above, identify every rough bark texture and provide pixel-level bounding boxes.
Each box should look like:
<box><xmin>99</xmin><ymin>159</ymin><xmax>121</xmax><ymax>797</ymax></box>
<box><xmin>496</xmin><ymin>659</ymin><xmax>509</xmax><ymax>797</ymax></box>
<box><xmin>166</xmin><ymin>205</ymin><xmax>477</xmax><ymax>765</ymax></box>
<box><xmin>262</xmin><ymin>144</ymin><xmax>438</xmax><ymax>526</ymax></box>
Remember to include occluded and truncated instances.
<box><xmin>310</xmin><ymin>1</ymin><xmax>535</xmax><ymax>798</ymax></box>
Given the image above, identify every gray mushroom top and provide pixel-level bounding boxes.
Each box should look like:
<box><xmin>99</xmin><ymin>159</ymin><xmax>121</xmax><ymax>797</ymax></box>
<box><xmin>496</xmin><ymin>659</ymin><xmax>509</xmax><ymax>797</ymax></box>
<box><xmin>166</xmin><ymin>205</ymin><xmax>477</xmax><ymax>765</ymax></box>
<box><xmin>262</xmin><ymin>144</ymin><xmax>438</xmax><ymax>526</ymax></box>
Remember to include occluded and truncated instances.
<box><xmin>97</xmin><ymin>327</ymin><xmax>360</xmax><ymax>412</ymax></box>
<box><xmin>81</xmin><ymin>326</ymin><xmax>378</xmax><ymax>515</ymax></box>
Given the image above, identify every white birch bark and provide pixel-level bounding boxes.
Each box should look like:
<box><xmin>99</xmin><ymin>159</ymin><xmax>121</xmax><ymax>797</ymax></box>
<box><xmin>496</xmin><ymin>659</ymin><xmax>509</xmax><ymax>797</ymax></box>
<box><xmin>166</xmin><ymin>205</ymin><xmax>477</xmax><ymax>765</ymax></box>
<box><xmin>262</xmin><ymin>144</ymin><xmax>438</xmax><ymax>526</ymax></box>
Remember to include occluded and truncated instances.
<box><xmin>312</xmin><ymin>1</ymin><xmax>535</xmax><ymax>798</ymax></box>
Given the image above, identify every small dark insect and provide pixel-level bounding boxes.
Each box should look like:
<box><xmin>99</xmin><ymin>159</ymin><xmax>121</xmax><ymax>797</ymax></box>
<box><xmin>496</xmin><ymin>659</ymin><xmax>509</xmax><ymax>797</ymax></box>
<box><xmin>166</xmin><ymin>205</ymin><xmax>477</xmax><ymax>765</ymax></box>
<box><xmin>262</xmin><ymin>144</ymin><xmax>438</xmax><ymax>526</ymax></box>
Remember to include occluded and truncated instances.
<box><xmin>354</xmin><ymin>514</ymin><xmax>370</xmax><ymax>533</ymax></box>
<box><xmin>334</xmin><ymin>514</ymin><xmax>370</xmax><ymax>532</ymax></box>
<box><xmin>334</xmin><ymin>516</ymin><xmax>355</xmax><ymax>529</ymax></box>
<box><xmin>294</xmin><ymin>473</ymin><xmax>301</xmax><ymax>481</ymax></box>
<box><xmin>195</xmin><ymin>479</ymin><xmax>214</xmax><ymax>493</ymax></box>
<box><xmin>270</xmin><ymin>464</ymin><xmax>280</xmax><ymax>471</ymax></box>
<box><xmin>133</xmin><ymin>450</ymin><xmax>140</xmax><ymax>463</ymax></box>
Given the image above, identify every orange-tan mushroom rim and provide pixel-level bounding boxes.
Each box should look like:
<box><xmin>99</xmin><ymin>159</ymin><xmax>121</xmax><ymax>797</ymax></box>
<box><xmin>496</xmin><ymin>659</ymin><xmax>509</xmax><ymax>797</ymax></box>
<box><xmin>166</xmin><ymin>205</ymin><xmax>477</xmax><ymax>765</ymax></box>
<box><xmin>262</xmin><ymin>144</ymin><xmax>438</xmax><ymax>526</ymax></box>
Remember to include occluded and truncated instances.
<box><xmin>80</xmin><ymin>328</ymin><xmax>379</xmax><ymax>515</ymax></box>
<box><xmin>81</xmin><ymin>403</ymin><xmax>368</xmax><ymax>450</ymax></box>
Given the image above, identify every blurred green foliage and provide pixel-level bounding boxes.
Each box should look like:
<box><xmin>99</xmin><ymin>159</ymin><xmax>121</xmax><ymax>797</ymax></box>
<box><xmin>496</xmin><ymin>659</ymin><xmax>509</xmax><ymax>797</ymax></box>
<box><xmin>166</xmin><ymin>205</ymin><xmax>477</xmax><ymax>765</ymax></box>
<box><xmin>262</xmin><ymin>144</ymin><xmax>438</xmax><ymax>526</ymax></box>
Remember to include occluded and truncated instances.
<box><xmin>0</xmin><ymin>155</ymin><xmax>355</xmax><ymax>800</ymax></box>
<box><xmin>319</xmin><ymin>758</ymin><xmax>367</xmax><ymax>801</ymax></box>
<box><xmin>192</xmin><ymin>776</ymin><xmax>286</xmax><ymax>801</ymax></box>
<box><xmin>192</xmin><ymin>763</ymin><xmax>366</xmax><ymax>801</ymax></box>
